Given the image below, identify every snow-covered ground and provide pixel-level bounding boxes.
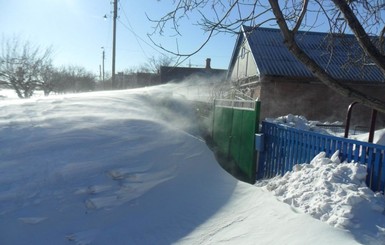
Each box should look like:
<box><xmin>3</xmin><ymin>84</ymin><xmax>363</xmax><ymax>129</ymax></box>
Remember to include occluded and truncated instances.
<box><xmin>0</xmin><ymin>86</ymin><xmax>384</xmax><ymax>245</ymax></box>
<box><xmin>266</xmin><ymin>114</ymin><xmax>385</xmax><ymax>146</ymax></box>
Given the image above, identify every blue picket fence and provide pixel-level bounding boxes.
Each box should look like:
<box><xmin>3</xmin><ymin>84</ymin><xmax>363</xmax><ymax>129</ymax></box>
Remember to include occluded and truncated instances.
<box><xmin>257</xmin><ymin>121</ymin><xmax>385</xmax><ymax>193</ymax></box>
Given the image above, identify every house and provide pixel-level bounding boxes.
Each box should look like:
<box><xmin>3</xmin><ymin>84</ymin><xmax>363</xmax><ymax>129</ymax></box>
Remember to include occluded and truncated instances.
<box><xmin>228</xmin><ymin>26</ymin><xmax>385</xmax><ymax>128</ymax></box>
<box><xmin>160</xmin><ymin>58</ymin><xmax>227</xmax><ymax>84</ymax></box>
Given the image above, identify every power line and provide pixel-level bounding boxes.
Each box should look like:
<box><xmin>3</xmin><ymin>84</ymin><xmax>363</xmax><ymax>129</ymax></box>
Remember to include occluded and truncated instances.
<box><xmin>117</xmin><ymin>20</ymin><xmax>149</xmax><ymax>60</ymax></box>
<box><xmin>117</xmin><ymin>2</ymin><xmax>165</xmax><ymax>58</ymax></box>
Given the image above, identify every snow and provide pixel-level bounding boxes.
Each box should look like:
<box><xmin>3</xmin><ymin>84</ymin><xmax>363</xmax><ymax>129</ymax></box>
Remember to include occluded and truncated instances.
<box><xmin>266</xmin><ymin>114</ymin><xmax>333</xmax><ymax>133</ymax></box>
<box><xmin>0</xmin><ymin>86</ymin><xmax>384</xmax><ymax>245</ymax></box>
<box><xmin>258</xmin><ymin>151</ymin><xmax>385</xmax><ymax>244</ymax></box>
<box><xmin>352</xmin><ymin>128</ymin><xmax>385</xmax><ymax>146</ymax></box>
<box><xmin>267</xmin><ymin>114</ymin><xmax>385</xmax><ymax>146</ymax></box>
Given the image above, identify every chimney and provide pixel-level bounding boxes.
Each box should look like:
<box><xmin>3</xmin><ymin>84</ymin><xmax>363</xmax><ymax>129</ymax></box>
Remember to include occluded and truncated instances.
<box><xmin>205</xmin><ymin>58</ymin><xmax>211</xmax><ymax>69</ymax></box>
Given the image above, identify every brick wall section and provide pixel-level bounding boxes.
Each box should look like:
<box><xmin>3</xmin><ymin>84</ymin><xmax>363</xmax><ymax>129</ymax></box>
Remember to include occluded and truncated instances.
<box><xmin>253</xmin><ymin>80</ymin><xmax>385</xmax><ymax>128</ymax></box>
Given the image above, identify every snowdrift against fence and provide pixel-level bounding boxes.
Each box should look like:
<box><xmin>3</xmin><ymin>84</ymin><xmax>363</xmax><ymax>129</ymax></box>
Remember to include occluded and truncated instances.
<box><xmin>257</xmin><ymin>151</ymin><xmax>385</xmax><ymax>244</ymax></box>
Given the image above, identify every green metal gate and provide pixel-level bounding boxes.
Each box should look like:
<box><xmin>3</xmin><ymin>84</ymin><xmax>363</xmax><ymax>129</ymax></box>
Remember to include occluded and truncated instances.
<box><xmin>212</xmin><ymin>99</ymin><xmax>261</xmax><ymax>183</ymax></box>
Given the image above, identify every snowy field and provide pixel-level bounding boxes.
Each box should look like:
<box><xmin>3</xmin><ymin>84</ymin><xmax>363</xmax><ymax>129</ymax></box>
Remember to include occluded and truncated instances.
<box><xmin>0</xmin><ymin>86</ymin><xmax>384</xmax><ymax>245</ymax></box>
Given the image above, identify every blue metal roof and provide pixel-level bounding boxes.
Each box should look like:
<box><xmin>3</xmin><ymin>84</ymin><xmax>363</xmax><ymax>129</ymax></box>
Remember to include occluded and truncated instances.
<box><xmin>242</xmin><ymin>26</ymin><xmax>384</xmax><ymax>83</ymax></box>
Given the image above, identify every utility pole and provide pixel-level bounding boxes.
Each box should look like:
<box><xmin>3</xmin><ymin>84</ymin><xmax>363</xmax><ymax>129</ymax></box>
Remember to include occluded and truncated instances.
<box><xmin>111</xmin><ymin>0</ymin><xmax>117</xmax><ymax>89</ymax></box>
<box><xmin>101</xmin><ymin>47</ymin><xmax>105</xmax><ymax>83</ymax></box>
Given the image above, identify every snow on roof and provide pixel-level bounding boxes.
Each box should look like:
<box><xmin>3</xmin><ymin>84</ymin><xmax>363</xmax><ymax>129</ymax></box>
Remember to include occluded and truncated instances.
<box><xmin>242</xmin><ymin>26</ymin><xmax>384</xmax><ymax>83</ymax></box>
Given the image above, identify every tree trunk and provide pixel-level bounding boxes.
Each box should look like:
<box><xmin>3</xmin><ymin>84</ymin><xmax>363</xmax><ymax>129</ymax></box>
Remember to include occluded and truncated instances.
<box><xmin>10</xmin><ymin>79</ymin><xmax>23</xmax><ymax>98</ymax></box>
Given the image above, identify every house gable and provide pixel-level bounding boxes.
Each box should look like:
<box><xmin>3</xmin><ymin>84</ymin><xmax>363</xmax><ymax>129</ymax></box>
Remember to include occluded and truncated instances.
<box><xmin>228</xmin><ymin>37</ymin><xmax>259</xmax><ymax>85</ymax></box>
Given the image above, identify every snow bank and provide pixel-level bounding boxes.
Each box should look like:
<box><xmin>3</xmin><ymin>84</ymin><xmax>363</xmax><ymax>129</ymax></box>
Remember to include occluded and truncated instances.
<box><xmin>265</xmin><ymin>114</ymin><xmax>337</xmax><ymax>134</ymax></box>
<box><xmin>257</xmin><ymin>151</ymin><xmax>385</xmax><ymax>243</ymax></box>
<box><xmin>267</xmin><ymin>114</ymin><xmax>385</xmax><ymax>146</ymax></box>
<box><xmin>352</xmin><ymin>128</ymin><xmax>385</xmax><ymax>146</ymax></box>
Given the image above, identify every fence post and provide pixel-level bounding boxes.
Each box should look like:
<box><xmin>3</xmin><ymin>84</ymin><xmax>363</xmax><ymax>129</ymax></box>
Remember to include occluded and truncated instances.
<box><xmin>368</xmin><ymin>109</ymin><xmax>377</xmax><ymax>143</ymax></box>
<box><xmin>254</xmin><ymin>101</ymin><xmax>263</xmax><ymax>180</ymax></box>
<box><xmin>344</xmin><ymin>101</ymin><xmax>358</xmax><ymax>138</ymax></box>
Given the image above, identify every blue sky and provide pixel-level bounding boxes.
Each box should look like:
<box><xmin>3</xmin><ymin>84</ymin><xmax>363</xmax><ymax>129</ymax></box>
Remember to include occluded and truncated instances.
<box><xmin>0</xmin><ymin>0</ymin><xmax>237</xmax><ymax>75</ymax></box>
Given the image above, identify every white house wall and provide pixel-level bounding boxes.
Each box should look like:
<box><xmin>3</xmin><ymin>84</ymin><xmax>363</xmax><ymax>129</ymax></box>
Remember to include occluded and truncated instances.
<box><xmin>230</xmin><ymin>40</ymin><xmax>259</xmax><ymax>83</ymax></box>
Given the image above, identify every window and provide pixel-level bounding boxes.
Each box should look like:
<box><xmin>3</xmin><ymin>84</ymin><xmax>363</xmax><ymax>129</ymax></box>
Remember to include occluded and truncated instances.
<box><xmin>240</xmin><ymin>47</ymin><xmax>246</xmax><ymax>59</ymax></box>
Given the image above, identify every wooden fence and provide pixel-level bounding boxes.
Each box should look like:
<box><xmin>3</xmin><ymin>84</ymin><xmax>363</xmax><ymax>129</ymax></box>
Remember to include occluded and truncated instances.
<box><xmin>258</xmin><ymin>121</ymin><xmax>385</xmax><ymax>193</ymax></box>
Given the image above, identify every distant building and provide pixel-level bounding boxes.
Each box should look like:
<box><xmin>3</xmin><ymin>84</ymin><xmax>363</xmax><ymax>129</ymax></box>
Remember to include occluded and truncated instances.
<box><xmin>228</xmin><ymin>26</ymin><xmax>385</xmax><ymax>128</ymax></box>
<box><xmin>112</xmin><ymin>58</ymin><xmax>227</xmax><ymax>90</ymax></box>
<box><xmin>160</xmin><ymin>58</ymin><xmax>227</xmax><ymax>84</ymax></box>
<box><xmin>115</xmin><ymin>72</ymin><xmax>160</xmax><ymax>89</ymax></box>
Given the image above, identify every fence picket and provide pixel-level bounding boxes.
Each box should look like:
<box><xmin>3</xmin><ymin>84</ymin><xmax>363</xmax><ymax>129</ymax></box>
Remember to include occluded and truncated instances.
<box><xmin>288</xmin><ymin>130</ymin><xmax>295</xmax><ymax>169</ymax></box>
<box><xmin>347</xmin><ymin>142</ymin><xmax>353</xmax><ymax>161</ymax></box>
<box><xmin>360</xmin><ymin>145</ymin><xmax>367</xmax><ymax>164</ymax></box>
<box><xmin>381</xmin><ymin>151</ymin><xmax>385</xmax><ymax>192</ymax></box>
<box><xmin>373</xmin><ymin>151</ymin><xmax>381</xmax><ymax>191</ymax></box>
<box><xmin>368</xmin><ymin>147</ymin><xmax>375</xmax><ymax>189</ymax></box>
<box><xmin>353</xmin><ymin>144</ymin><xmax>360</xmax><ymax>162</ymax></box>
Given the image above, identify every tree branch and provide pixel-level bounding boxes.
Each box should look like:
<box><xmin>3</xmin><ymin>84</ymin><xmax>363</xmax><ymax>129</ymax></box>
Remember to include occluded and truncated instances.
<box><xmin>331</xmin><ymin>0</ymin><xmax>385</xmax><ymax>75</ymax></box>
<box><xmin>268</xmin><ymin>0</ymin><xmax>385</xmax><ymax>114</ymax></box>
<box><xmin>293</xmin><ymin>0</ymin><xmax>309</xmax><ymax>33</ymax></box>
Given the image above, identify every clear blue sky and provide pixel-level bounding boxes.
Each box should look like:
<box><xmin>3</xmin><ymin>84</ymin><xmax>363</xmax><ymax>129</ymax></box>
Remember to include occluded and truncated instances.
<box><xmin>0</xmin><ymin>0</ymin><xmax>237</xmax><ymax>75</ymax></box>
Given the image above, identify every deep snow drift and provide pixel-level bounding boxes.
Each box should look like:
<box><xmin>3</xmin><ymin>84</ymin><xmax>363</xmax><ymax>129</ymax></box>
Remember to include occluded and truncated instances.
<box><xmin>0</xmin><ymin>85</ymin><xmax>384</xmax><ymax>245</ymax></box>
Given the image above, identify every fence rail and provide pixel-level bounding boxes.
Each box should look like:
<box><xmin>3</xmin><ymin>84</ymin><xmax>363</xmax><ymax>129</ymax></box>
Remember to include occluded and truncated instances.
<box><xmin>214</xmin><ymin>99</ymin><xmax>257</xmax><ymax>110</ymax></box>
<box><xmin>258</xmin><ymin>121</ymin><xmax>385</xmax><ymax>193</ymax></box>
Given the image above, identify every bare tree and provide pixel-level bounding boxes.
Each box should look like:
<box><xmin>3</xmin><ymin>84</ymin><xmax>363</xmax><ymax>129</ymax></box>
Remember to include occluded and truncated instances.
<box><xmin>52</xmin><ymin>66</ymin><xmax>96</xmax><ymax>94</ymax></box>
<box><xmin>139</xmin><ymin>54</ymin><xmax>175</xmax><ymax>73</ymax></box>
<box><xmin>0</xmin><ymin>36</ymin><xmax>53</xmax><ymax>98</ymax></box>
<box><xmin>150</xmin><ymin>0</ymin><xmax>385</xmax><ymax>113</ymax></box>
<box><xmin>39</xmin><ymin>64</ymin><xmax>56</xmax><ymax>96</ymax></box>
